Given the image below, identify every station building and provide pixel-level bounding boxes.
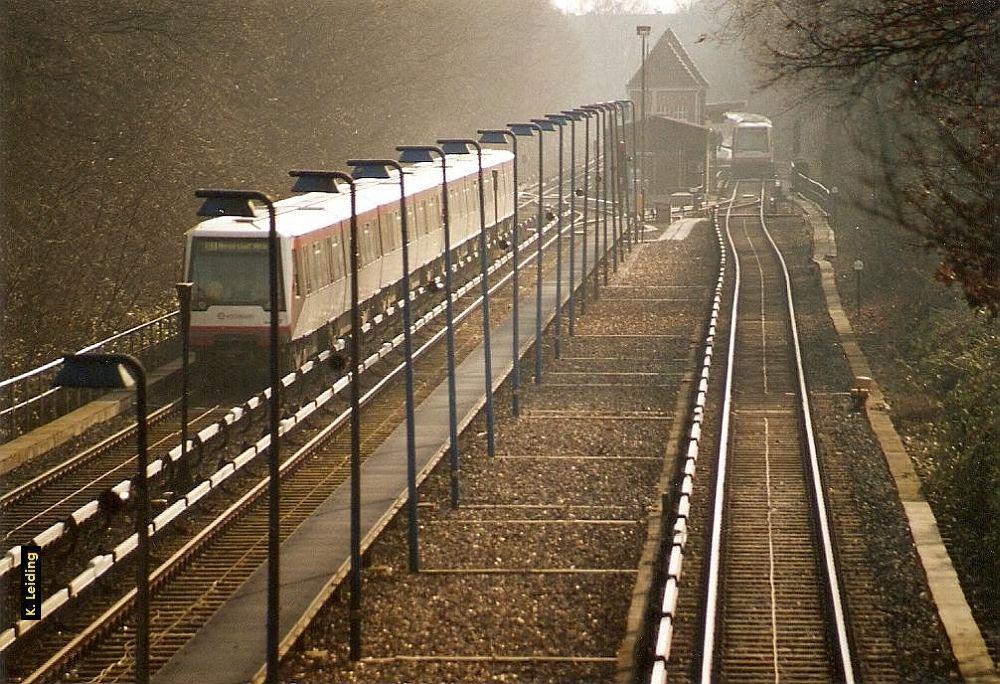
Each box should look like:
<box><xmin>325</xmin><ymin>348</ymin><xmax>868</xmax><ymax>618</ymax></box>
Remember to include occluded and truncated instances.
<box><xmin>627</xmin><ymin>28</ymin><xmax>713</xmax><ymax>209</ymax></box>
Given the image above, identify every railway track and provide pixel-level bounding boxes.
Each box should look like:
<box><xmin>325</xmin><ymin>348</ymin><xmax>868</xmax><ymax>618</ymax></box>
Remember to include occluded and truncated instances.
<box><xmin>33</xmin><ymin>307</ymin><xmax>488</xmax><ymax>684</ymax></box>
<box><xmin>1</xmin><ymin>403</ymin><xmax>226</xmax><ymax>546</ymax></box>
<box><xmin>0</xmin><ymin>165</ymin><xmax>585</xmax><ymax>573</ymax></box>
<box><xmin>0</xmin><ymin>163</ymin><xmax>576</xmax><ymax>506</ymax></box>
<box><xmin>698</xmin><ymin>181</ymin><xmax>854</xmax><ymax>682</ymax></box>
<box><xmin>6</xmin><ymin>181</ymin><xmax>614</xmax><ymax>682</ymax></box>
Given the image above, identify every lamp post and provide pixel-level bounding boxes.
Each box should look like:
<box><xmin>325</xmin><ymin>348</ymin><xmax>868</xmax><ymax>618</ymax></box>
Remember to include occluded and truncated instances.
<box><xmin>562</xmin><ymin>109</ymin><xmax>585</xmax><ymax>335</ymax></box>
<box><xmin>617</xmin><ymin>99</ymin><xmax>639</xmax><ymax>243</ymax></box>
<box><xmin>396</xmin><ymin>146</ymin><xmax>461</xmax><ymax>505</ymax></box>
<box><xmin>578</xmin><ymin>108</ymin><xmax>595</xmax><ymax>313</ymax></box>
<box><xmin>437</xmin><ymin>139</ymin><xmax>495</xmax><ymax>459</ymax></box>
<box><xmin>53</xmin><ymin>353</ymin><xmax>149</xmax><ymax>682</ymax></box>
<box><xmin>582</xmin><ymin>105</ymin><xmax>603</xmax><ymax>300</ymax></box>
<box><xmin>638</xmin><ymin>25</ymin><xmax>651</xmax><ymax>223</ymax></box>
<box><xmin>174</xmin><ymin>282</ymin><xmax>193</xmax><ymax>489</ymax></box>
<box><xmin>612</xmin><ymin>100</ymin><xmax>633</xmax><ymax>253</ymax></box>
<box><xmin>592</xmin><ymin>105</ymin><xmax>610</xmax><ymax>288</ymax></box>
<box><xmin>508</xmin><ymin>121</ymin><xmax>547</xmax><ymax>384</ymax></box>
<box><xmin>602</xmin><ymin>103</ymin><xmax>620</xmax><ymax>272</ymax></box>
<box><xmin>194</xmin><ymin>188</ymin><xmax>281</xmax><ymax>683</ymax></box>
<box><xmin>606</xmin><ymin>102</ymin><xmax>623</xmax><ymax>265</ymax></box>
<box><xmin>546</xmin><ymin>114</ymin><xmax>569</xmax><ymax>359</ymax></box>
<box><xmin>530</xmin><ymin>118</ymin><xmax>558</xmax><ymax>381</ymax></box>
<box><xmin>347</xmin><ymin>159</ymin><xmax>419</xmax><ymax>572</ymax></box>
<box><xmin>478</xmin><ymin>128</ymin><xmax>521</xmax><ymax>417</ymax></box>
<box><xmin>288</xmin><ymin>169</ymin><xmax>363</xmax><ymax>658</ymax></box>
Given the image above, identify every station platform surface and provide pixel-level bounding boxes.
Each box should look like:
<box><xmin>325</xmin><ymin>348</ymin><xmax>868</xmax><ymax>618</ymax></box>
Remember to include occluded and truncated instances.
<box><xmin>153</xmin><ymin>219</ymin><xmax>626</xmax><ymax>683</ymax></box>
<box><xmin>0</xmin><ymin>359</ymin><xmax>182</xmax><ymax>476</ymax></box>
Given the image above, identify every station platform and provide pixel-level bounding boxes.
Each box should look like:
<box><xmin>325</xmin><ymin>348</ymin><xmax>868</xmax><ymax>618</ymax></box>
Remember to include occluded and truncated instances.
<box><xmin>0</xmin><ymin>359</ymin><xmax>182</xmax><ymax>476</ymax></box>
<box><xmin>153</xmin><ymin>220</ymin><xmax>629</xmax><ymax>683</ymax></box>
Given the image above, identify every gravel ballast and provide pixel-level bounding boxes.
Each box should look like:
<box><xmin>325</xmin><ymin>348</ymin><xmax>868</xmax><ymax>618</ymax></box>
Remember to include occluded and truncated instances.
<box><xmin>280</xmin><ymin>222</ymin><xmax>717</xmax><ymax>683</ymax></box>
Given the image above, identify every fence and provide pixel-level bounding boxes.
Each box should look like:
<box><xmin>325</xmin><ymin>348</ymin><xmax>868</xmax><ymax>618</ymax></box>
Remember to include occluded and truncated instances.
<box><xmin>790</xmin><ymin>161</ymin><xmax>837</xmax><ymax>225</ymax></box>
<box><xmin>1</xmin><ymin>312</ymin><xmax>180</xmax><ymax>443</ymax></box>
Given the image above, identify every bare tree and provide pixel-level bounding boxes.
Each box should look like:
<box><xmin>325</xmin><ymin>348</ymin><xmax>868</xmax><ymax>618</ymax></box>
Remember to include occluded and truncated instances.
<box><xmin>716</xmin><ymin>0</ymin><xmax>1000</xmax><ymax>314</ymax></box>
<box><xmin>2</xmin><ymin>0</ymin><xmax>604</xmax><ymax>374</ymax></box>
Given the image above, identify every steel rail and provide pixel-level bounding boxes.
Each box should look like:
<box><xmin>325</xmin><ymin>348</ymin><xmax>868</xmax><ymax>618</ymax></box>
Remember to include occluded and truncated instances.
<box><xmin>1</xmin><ymin>405</ymin><xmax>220</xmax><ymax>543</ymax></box>
<box><xmin>698</xmin><ymin>182</ymin><xmax>742</xmax><ymax>681</ymax></box>
<box><xmin>1</xmin><ymin>401</ymin><xmax>179</xmax><ymax>510</ymax></box>
<box><xmin>699</xmin><ymin>179</ymin><xmax>855</xmax><ymax>682</ymax></box>
<box><xmin>754</xmin><ymin>184</ymin><xmax>855</xmax><ymax>682</ymax></box>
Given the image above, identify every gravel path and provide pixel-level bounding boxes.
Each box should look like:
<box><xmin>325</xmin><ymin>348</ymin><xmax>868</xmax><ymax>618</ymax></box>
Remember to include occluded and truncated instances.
<box><xmin>280</xmin><ymin>221</ymin><xmax>717</xmax><ymax>683</ymax></box>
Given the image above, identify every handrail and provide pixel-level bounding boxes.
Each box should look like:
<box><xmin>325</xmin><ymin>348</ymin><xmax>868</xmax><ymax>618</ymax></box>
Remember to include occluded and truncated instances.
<box><xmin>1</xmin><ymin>311</ymin><xmax>180</xmax><ymax>443</ymax></box>
<box><xmin>790</xmin><ymin>161</ymin><xmax>833</xmax><ymax>215</ymax></box>
<box><xmin>1</xmin><ymin>311</ymin><xmax>179</xmax><ymax>389</ymax></box>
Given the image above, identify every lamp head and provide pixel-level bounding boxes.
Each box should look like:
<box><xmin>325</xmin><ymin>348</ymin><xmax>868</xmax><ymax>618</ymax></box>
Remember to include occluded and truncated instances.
<box><xmin>507</xmin><ymin>123</ymin><xmax>538</xmax><ymax>137</ymax></box>
<box><xmin>531</xmin><ymin>118</ymin><xmax>557</xmax><ymax>132</ymax></box>
<box><xmin>52</xmin><ymin>354</ymin><xmax>136</xmax><ymax>390</ymax></box>
<box><xmin>195</xmin><ymin>191</ymin><xmax>258</xmax><ymax>218</ymax></box>
<box><xmin>477</xmin><ymin>129</ymin><xmax>510</xmax><ymax>145</ymax></box>
<box><xmin>288</xmin><ymin>170</ymin><xmax>345</xmax><ymax>194</ymax></box>
<box><xmin>347</xmin><ymin>161</ymin><xmax>393</xmax><ymax>180</ymax></box>
<box><xmin>396</xmin><ymin>146</ymin><xmax>438</xmax><ymax>163</ymax></box>
<box><xmin>438</xmin><ymin>140</ymin><xmax>472</xmax><ymax>155</ymax></box>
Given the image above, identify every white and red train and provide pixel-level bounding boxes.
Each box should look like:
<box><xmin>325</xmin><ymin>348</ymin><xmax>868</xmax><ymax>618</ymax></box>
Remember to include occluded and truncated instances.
<box><xmin>726</xmin><ymin>112</ymin><xmax>774</xmax><ymax>178</ymax></box>
<box><xmin>183</xmin><ymin>149</ymin><xmax>515</xmax><ymax>363</ymax></box>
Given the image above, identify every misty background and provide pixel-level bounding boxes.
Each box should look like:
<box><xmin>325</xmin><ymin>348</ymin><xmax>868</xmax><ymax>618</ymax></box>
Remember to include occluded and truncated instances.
<box><xmin>1</xmin><ymin>0</ymin><xmax>755</xmax><ymax>375</ymax></box>
<box><xmin>2</xmin><ymin>0</ymin><xmax>996</xmax><ymax>656</ymax></box>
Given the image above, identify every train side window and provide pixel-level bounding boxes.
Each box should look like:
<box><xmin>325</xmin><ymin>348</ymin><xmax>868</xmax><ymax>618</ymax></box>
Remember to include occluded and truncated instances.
<box><xmin>486</xmin><ymin>175</ymin><xmax>494</xmax><ymax>221</ymax></box>
<box><xmin>374</xmin><ymin>216</ymin><xmax>386</xmax><ymax>256</ymax></box>
<box><xmin>314</xmin><ymin>242</ymin><xmax>327</xmax><ymax>285</ymax></box>
<box><xmin>406</xmin><ymin>207</ymin><xmax>415</xmax><ymax>241</ymax></box>
<box><xmin>374</xmin><ymin>220</ymin><xmax>383</xmax><ymax>257</ymax></box>
<box><xmin>295</xmin><ymin>248</ymin><xmax>310</xmax><ymax>295</ymax></box>
<box><xmin>304</xmin><ymin>244</ymin><xmax>313</xmax><ymax>293</ymax></box>
<box><xmin>362</xmin><ymin>222</ymin><xmax>374</xmax><ymax>264</ymax></box>
<box><xmin>379</xmin><ymin>212</ymin><xmax>397</xmax><ymax>252</ymax></box>
<box><xmin>428</xmin><ymin>196</ymin><xmax>439</xmax><ymax>231</ymax></box>
<box><xmin>337</xmin><ymin>233</ymin><xmax>347</xmax><ymax>280</ymax></box>
<box><xmin>326</xmin><ymin>237</ymin><xmax>341</xmax><ymax>281</ymax></box>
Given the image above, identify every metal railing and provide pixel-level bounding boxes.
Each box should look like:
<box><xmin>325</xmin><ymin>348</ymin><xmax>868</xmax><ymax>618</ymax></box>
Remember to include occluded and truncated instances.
<box><xmin>1</xmin><ymin>312</ymin><xmax>180</xmax><ymax>444</ymax></box>
<box><xmin>790</xmin><ymin>161</ymin><xmax>835</xmax><ymax>220</ymax></box>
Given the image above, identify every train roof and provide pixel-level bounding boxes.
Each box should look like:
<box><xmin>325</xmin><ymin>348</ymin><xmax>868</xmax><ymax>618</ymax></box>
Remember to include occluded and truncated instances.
<box><xmin>724</xmin><ymin>111</ymin><xmax>772</xmax><ymax>127</ymax></box>
<box><xmin>188</xmin><ymin>149</ymin><xmax>514</xmax><ymax>240</ymax></box>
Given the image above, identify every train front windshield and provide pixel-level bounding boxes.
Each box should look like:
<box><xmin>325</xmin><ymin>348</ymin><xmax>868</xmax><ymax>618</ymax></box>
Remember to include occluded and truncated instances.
<box><xmin>188</xmin><ymin>237</ymin><xmax>284</xmax><ymax>310</ymax></box>
<box><xmin>736</xmin><ymin>128</ymin><xmax>770</xmax><ymax>153</ymax></box>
